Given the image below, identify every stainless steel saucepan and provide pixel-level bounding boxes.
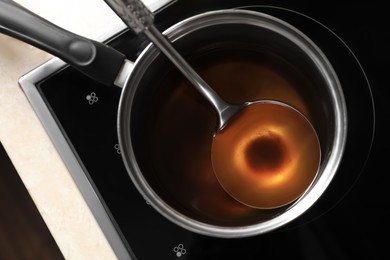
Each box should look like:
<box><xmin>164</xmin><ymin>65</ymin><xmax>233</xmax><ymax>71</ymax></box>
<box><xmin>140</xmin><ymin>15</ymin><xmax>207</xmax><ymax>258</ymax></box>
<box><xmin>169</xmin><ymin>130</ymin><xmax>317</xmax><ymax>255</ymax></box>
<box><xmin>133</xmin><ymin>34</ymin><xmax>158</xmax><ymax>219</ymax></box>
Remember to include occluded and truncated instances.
<box><xmin>0</xmin><ymin>0</ymin><xmax>347</xmax><ymax>237</ymax></box>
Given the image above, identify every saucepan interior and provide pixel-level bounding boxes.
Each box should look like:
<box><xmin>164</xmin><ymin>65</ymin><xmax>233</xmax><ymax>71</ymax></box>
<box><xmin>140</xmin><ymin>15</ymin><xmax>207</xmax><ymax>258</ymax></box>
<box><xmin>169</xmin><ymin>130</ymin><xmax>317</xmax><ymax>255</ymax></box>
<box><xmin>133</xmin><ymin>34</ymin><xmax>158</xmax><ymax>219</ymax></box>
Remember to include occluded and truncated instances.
<box><xmin>118</xmin><ymin>10</ymin><xmax>346</xmax><ymax>237</ymax></box>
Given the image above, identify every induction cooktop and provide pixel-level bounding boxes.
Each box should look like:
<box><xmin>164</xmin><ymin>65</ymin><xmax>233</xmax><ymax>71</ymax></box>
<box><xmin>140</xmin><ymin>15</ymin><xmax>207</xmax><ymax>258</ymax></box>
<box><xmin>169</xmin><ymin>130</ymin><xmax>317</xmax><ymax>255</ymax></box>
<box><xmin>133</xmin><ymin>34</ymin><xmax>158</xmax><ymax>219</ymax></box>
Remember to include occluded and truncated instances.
<box><xmin>19</xmin><ymin>1</ymin><xmax>389</xmax><ymax>259</ymax></box>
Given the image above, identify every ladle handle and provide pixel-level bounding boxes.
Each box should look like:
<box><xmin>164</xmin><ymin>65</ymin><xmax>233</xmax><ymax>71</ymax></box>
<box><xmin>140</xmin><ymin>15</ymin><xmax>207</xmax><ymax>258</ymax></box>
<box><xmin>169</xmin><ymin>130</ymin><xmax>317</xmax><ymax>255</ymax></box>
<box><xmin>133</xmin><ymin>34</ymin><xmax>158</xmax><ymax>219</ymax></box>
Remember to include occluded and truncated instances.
<box><xmin>0</xmin><ymin>0</ymin><xmax>126</xmax><ymax>86</ymax></box>
<box><xmin>103</xmin><ymin>0</ymin><xmax>154</xmax><ymax>33</ymax></box>
<box><xmin>104</xmin><ymin>0</ymin><xmax>239</xmax><ymax>129</ymax></box>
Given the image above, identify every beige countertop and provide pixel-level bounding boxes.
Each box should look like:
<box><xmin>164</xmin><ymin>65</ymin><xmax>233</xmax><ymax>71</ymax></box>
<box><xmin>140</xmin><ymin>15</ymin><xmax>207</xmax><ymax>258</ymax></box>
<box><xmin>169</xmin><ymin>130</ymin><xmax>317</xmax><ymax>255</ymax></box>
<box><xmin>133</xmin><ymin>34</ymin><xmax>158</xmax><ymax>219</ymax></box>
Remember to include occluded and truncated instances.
<box><xmin>0</xmin><ymin>0</ymin><xmax>167</xmax><ymax>259</ymax></box>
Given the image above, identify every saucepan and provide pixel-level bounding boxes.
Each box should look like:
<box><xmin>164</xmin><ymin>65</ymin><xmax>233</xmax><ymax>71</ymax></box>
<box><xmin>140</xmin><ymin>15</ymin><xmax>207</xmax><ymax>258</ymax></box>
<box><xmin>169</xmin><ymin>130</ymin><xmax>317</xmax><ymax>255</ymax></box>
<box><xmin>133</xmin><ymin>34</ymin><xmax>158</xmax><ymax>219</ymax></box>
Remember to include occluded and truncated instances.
<box><xmin>0</xmin><ymin>0</ymin><xmax>347</xmax><ymax>237</ymax></box>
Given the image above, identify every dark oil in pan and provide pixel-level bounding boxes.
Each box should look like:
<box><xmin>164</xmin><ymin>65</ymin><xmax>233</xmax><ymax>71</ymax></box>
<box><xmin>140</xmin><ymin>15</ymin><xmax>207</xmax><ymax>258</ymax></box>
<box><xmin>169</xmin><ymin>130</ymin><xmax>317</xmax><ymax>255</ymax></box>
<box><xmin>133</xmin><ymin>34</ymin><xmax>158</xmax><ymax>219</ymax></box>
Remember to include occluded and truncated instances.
<box><xmin>134</xmin><ymin>47</ymin><xmax>316</xmax><ymax>226</ymax></box>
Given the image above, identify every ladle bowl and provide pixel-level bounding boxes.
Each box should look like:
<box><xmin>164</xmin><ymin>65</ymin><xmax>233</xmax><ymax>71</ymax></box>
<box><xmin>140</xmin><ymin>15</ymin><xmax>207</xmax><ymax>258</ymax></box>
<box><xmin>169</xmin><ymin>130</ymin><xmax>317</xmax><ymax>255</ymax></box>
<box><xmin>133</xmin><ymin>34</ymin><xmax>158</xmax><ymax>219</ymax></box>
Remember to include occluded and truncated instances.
<box><xmin>212</xmin><ymin>101</ymin><xmax>321</xmax><ymax>209</ymax></box>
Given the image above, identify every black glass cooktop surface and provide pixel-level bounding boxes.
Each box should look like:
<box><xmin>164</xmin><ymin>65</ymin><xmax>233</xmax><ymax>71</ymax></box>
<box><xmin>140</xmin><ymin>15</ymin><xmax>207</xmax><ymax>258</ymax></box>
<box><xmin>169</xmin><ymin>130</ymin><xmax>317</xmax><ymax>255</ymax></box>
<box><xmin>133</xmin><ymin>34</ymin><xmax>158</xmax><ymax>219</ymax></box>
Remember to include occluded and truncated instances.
<box><xmin>20</xmin><ymin>1</ymin><xmax>389</xmax><ymax>259</ymax></box>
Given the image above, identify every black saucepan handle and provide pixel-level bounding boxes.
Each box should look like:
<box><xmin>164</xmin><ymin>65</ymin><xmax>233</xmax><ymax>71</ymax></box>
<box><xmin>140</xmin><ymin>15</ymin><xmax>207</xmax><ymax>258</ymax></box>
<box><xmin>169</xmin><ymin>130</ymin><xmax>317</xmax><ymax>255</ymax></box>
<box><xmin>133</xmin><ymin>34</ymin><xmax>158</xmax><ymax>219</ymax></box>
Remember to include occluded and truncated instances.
<box><xmin>0</xmin><ymin>0</ymin><xmax>126</xmax><ymax>86</ymax></box>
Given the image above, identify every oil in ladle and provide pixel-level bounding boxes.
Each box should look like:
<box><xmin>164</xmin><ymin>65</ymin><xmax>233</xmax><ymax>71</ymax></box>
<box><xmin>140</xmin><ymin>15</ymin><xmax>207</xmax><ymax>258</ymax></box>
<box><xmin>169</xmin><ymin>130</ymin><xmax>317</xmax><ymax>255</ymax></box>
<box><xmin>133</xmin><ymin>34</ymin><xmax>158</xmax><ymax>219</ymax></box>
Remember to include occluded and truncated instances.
<box><xmin>212</xmin><ymin>102</ymin><xmax>320</xmax><ymax>208</ymax></box>
<box><xmin>105</xmin><ymin>0</ymin><xmax>321</xmax><ymax>209</ymax></box>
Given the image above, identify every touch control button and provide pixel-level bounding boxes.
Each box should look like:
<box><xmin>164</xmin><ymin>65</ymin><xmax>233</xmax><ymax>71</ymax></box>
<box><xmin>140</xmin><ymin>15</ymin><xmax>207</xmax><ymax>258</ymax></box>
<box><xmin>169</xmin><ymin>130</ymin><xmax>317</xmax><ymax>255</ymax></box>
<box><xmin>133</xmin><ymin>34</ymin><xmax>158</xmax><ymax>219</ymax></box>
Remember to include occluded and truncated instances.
<box><xmin>114</xmin><ymin>144</ymin><xmax>121</xmax><ymax>154</ymax></box>
<box><xmin>173</xmin><ymin>244</ymin><xmax>186</xmax><ymax>257</ymax></box>
<box><xmin>86</xmin><ymin>92</ymin><xmax>99</xmax><ymax>105</ymax></box>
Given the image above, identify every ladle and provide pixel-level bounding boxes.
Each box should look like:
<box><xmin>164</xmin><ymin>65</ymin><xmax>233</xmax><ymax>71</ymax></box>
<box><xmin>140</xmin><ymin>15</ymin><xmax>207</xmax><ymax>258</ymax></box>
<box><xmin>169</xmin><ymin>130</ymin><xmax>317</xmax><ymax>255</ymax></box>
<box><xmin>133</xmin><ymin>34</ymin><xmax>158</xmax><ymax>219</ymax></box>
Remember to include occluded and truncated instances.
<box><xmin>103</xmin><ymin>0</ymin><xmax>321</xmax><ymax>209</ymax></box>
